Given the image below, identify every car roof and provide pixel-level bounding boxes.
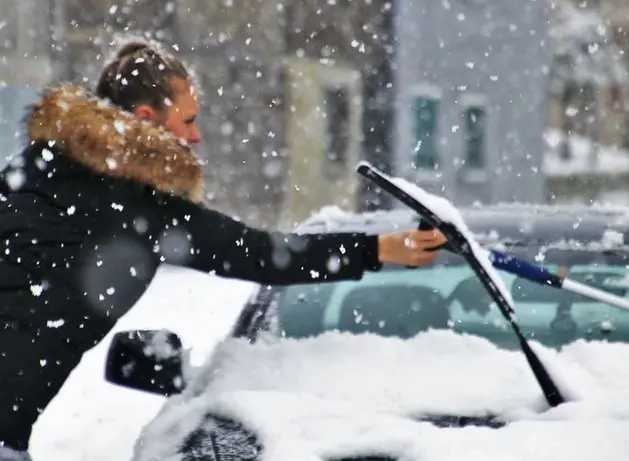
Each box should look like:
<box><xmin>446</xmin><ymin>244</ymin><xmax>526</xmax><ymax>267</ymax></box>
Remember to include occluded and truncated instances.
<box><xmin>295</xmin><ymin>203</ymin><xmax>629</xmax><ymax>249</ymax></box>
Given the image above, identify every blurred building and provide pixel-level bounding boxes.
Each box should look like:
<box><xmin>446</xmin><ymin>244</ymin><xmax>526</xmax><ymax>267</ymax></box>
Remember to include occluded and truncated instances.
<box><xmin>393</xmin><ymin>0</ymin><xmax>550</xmax><ymax>206</ymax></box>
<box><xmin>581</xmin><ymin>0</ymin><xmax>629</xmax><ymax>148</ymax></box>
<box><xmin>0</xmin><ymin>0</ymin><xmax>627</xmax><ymax>229</ymax></box>
<box><xmin>545</xmin><ymin>0</ymin><xmax>629</xmax><ymax>204</ymax></box>
<box><xmin>0</xmin><ymin>0</ymin><xmax>395</xmax><ymax>229</ymax></box>
<box><xmin>546</xmin><ymin>0</ymin><xmax>627</xmax><ymax>149</ymax></box>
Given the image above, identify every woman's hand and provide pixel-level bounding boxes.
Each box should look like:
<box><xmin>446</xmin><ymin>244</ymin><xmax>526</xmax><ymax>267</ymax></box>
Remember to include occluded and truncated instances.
<box><xmin>378</xmin><ymin>229</ymin><xmax>448</xmax><ymax>266</ymax></box>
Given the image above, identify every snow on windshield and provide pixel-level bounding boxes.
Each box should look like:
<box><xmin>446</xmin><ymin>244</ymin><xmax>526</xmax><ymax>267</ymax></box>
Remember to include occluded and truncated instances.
<box><xmin>133</xmin><ymin>330</ymin><xmax>629</xmax><ymax>461</ymax></box>
<box><xmin>386</xmin><ymin>175</ymin><xmax>515</xmax><ymax>308</ymax></box>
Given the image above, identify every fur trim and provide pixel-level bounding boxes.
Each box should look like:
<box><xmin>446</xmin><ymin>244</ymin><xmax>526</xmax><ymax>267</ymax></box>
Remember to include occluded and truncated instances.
<box><xmin>26</xmin><ymin>84</ymin><xmax>204</xmax><ymax>202</ymax></box>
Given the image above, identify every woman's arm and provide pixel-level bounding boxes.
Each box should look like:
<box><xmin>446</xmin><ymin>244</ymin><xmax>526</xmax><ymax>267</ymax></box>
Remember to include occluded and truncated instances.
<box><xmin>107</xmin><ymin>182</ymin><xmax>446</xmax><ymax>286</ymax></box>
<box><xmin>143</xmin><ymin>193</ymin><xmax>380</xmax><ymax>285</ymax></box>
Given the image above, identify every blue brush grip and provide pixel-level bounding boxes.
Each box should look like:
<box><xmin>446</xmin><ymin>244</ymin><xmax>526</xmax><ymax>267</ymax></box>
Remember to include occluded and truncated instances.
<box><xmin>488</xmin><ymin>250</ymin><xmax>563</xmax><ymax>288</ymax></box>
<box><xmin>417</xmin><ymin>219</ymin><xmax>563</xmax><ymax>288</ymax></box>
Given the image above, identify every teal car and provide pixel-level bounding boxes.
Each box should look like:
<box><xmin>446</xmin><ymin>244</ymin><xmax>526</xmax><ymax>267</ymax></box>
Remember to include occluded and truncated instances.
<box><xmin>234</xmin><ymin>204</ymin><xmax>629</xmax><ymax>351</ymax></box>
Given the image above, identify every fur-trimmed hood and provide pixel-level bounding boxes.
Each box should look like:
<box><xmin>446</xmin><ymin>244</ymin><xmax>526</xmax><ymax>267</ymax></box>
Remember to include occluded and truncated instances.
<box><xmin>25</xmin><ymin>84</ymin><xmax>204</xmax><ymax>202</ymax></box>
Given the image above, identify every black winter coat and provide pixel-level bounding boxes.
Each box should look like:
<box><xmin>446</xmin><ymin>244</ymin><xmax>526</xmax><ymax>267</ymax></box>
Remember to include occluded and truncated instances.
<box><xmin>0</xmin><ymin>85</ymin><xmax>381</xmax><ymax>450</ymax></box>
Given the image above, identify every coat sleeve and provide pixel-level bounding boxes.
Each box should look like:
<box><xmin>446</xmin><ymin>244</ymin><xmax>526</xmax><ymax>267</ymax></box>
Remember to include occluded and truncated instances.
<box><xmin>112</xmin><ymin>187</ymin><xmax>382</xmax><ymax>286</ymax></box>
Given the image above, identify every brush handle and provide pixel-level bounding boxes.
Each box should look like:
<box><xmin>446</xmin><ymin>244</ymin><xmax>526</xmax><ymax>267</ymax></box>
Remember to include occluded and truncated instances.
<box><xmin>488</xmin><ymin>250</ymin><xmax>564</xmax><ymax>288</ymax></box>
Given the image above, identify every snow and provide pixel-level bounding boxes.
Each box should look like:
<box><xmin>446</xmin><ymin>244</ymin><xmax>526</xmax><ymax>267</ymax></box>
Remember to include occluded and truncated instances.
<box><xmin>23</xmin><ymin>259</ymin><xmax>629</xmax><ymax>461</ymax></box>
<box><xmin>5</xmin><ymin>168</ymin><xmax>26</xmax><ymax>191</ymax></box>
<box><xmin>23</xmin><ymin>196</ymin><xmax>629</xmax><ymax>461</ymax></box>
<box><xmin>28</xmin><ymin>265</ymin><xmax>257</xmax><ymax>461</ymax></box>
<box><xmin>601</xmin><ymin>229</ymin><xmax>625</xmax><ymax>247</ymax></box>
<box><xmin>134</xmin><ymin>331</ymin><xmax>629</xmax><ymax>461</ymax></box>
<box><xmin>143</xmin><ymin>330</ymin><xmax>180</xmax><ymax>361</ymax></box>
<box><xmin>543</xmin><ymin>129</ymin><xmax>629</xmax><ymax>176</ymax></box>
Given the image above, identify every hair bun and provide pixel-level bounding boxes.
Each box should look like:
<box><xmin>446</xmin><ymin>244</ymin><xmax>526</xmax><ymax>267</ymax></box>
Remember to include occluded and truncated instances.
<box><xmin>115</xmin><ymin>41</ymin><xmax>152</xmax><ymax>59</ymax></box>
<box><xmin>95</xmin><ymin>38</ymin><xmax>190</xmax><ymax>112</ymax></box>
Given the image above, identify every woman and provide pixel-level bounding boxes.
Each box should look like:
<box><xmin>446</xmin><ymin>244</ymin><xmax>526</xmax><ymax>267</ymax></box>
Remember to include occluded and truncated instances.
<box><xmin>0</xmin><ymin>40</ymin><xmax>447</xmax><ymax>457</ymax></box>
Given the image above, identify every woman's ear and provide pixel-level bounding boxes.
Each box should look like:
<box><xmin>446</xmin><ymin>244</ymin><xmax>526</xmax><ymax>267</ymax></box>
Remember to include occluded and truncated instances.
<box><xmin>134</xmin><ymin>104</ymin><xmax>159</xmax><ymax>122</ymax></box>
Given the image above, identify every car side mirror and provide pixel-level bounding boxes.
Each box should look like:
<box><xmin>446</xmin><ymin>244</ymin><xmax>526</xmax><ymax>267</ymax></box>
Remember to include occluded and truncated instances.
<box><xmin>105</xmin><ymin>329</ymin><xmax>186</xmax><ymax>396</ymax></box>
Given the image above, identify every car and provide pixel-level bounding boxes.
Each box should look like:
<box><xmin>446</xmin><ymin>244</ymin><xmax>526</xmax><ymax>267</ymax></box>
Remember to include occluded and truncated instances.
<box><xmin>104</xmin><ymin>203</ymin><xmax>629</xmax><ymax>461</ymax></box>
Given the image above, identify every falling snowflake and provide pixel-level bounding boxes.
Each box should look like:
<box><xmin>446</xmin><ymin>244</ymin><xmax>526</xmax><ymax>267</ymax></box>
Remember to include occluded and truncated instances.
<box><xmin>30</xmin><ymin>284</ymin><xmax>44</xmax><ymax>297</ymax></box>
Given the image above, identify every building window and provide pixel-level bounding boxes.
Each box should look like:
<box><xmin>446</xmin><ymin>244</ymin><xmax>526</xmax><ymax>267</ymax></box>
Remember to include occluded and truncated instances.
<box><xmin>462</xmin><ymin>104</ymin><xmax>487</xmax><ymax>169</ymax></box>
<box><xmin>410</xmin><ymin>86</ymin><xmax>440</xmax><ymax>170</ymax></box>
<box><xmin>323</xmin><ymin>87</ymin><xmax>350</xmax><ymax>167</ymax></box>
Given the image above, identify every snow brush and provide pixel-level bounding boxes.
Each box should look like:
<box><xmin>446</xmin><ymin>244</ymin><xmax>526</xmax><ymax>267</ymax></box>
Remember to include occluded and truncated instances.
<box><xmin>483</xmin><ymin>250</ymin><xmax>629</xmax><ymax>313</ymax></box>
<box><xmin>356</xmin><ymin>161</ymin><xmax>566</xmax><ymax>407</ymax></box>
<box><xmin>416</xmin><ymin>216</ymin><xmax>629</xmax><ymax>313</ymax></box>
<box><xmin>361</xmin><ymin>170</ymin><xmax>629</xmax><ymax>313</ymax></box>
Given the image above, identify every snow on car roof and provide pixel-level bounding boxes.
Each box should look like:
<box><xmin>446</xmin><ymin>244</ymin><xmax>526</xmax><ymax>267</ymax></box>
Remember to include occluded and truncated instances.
<box><xmin>296</xmin><ymin>203</ymin><xmax>629</xmax><ymax>250</ymax></box>
<box><xmin>134</xmin><ymin>330</ymin><xmax>629</xmax><ymax>461</ymax></box>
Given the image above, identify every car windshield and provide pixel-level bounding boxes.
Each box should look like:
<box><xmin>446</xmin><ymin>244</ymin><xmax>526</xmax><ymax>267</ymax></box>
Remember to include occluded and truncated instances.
<box><xmin>269</xmin><ymin>247</ymin><xmax>629</xmax><ymax>350</ymax></box>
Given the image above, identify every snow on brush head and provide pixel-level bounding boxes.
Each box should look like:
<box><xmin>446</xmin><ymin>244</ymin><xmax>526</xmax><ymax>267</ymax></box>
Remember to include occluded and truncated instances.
<box><xmin>388</xmin><ymin>176</ymin><xmax>514</xmax><ymax>308</ymax></box>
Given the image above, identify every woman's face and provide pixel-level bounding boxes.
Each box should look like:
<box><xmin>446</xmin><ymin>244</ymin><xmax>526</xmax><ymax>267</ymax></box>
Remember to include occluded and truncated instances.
<box><xmin>161</xmin><ymin>77</ymin><xmax>202</xmax><ymax>145</ymax></box>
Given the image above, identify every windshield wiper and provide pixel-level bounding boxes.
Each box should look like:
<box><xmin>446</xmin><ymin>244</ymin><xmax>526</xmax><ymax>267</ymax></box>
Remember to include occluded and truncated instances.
<box><xmin>358</xmin><ymin>161</ymin><xmax>565</xmax><ymax>408</ymax></box>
